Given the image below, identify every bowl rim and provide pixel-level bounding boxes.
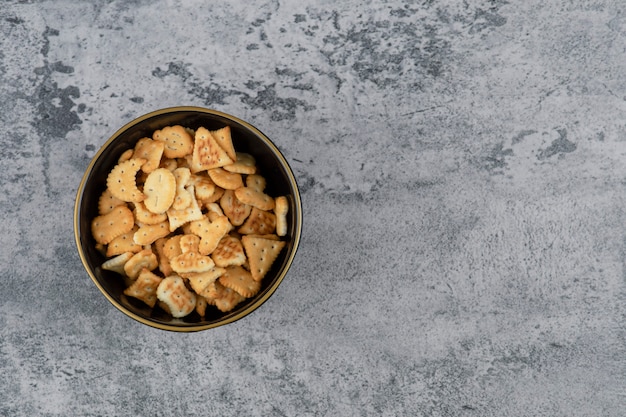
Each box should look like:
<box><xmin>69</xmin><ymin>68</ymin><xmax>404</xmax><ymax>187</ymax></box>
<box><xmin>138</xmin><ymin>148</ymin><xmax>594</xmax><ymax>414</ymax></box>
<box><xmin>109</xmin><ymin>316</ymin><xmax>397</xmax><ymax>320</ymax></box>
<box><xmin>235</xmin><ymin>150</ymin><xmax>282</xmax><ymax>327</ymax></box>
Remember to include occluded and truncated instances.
<box><xmin>73</xmin><ymin>106</ymin><xmax>303</xmax><ymax>332</ymax></box>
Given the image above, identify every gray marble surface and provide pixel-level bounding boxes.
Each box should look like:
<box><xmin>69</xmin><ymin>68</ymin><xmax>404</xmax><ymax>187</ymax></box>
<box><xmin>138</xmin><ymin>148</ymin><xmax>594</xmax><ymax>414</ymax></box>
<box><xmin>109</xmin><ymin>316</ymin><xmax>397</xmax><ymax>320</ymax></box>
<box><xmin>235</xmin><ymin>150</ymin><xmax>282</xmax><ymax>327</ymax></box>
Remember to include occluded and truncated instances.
<box><xmin>1</xmin><ymin>0</ymin><xmax>625</xmax><ymax>415</ymax></box>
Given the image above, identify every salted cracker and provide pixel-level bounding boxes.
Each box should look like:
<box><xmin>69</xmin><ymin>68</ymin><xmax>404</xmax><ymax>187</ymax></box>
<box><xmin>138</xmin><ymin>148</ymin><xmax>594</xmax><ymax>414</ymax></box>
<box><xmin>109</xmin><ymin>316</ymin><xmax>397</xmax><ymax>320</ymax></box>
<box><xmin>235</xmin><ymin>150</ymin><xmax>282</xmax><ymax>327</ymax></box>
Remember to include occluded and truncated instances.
<box><xmin>156</xmin><ymin>275</ymin><xmax>196</xmax><ymax>318</ymax></box>
<box><xmin>237</xmin><ymin>207</ymin><xmax>276</xmax><ymax>236</ymax></box>
<box><xmin>123</xmin><ymin>268</ymin><xmax>163</xmax><ymax>308</ymax></box>
<box><xmin>143</xmin><ymin>168</ymin><xmax>176</xmax><ymax>214</ymax></box>
<box><xmin>101</xmin><ymin>251</ymin><xmax>134</xmax><ymax>275</ymax></box>
<box><xmin>106</xmin><ymin>158</ymin><xmax>146</xmax><ymax>203</ymax></box>
<box><xmin>106</xmin><ymin>225</ymin><xmax>143</xmax><ymax>257</ymax></box>
<box><xmin>172</xmin><ymin>167</ymin><xmax>193</xmax><ymax>210</ymax></box>
<box><xmin>98</xmin><ymin>188</ymin><xmax>126</xmax><ymax>215</ymax></box>
<box><xmin>209</xmin><ymin>125</ymin><xmax>236</xmax><ymax>162</ymax></box>
<box><xmin>211</xmin><ymin>235</ymin><xmax>246</xmax><ymax>267</ymax></box>
<box><xmin>207</xmin><ymin>167</ymin><xmax>243</xmax><ymax>190</ymax></box>
<box><xmin>218</xmin><ymin>265</ymin><xmax>260</xmax><ymax>298</ymax></box>
<box><xmin>189</xmin><ymin>215</ymin><xmax>232</xmax><ymax>255</ymax></box>
<box><xmin>91</xmin><ymin>205</ymin><xmax>135</xmax><ymax>245</ymax></box>
<box><xmin>133</xmin><ymin>137</ymin><xmax>165</xmax><ymax>173</ymax></box>
<box><xmin>123</xmin><ymin>248</ymin><xmax>158</xmax><ymax>280</ymax></box>
<box><xmin>192</xmin><ymin>126</ymin><xmax>234</xmax><ymax>171</ymax></box>
<box><xmin>166</xmin><ymin>185</ymin><xmax>204</xmax><ymax>232</ymax></box>
<box><xmin>241</xmin><ymin>235</ymin><xmax>286</xmax><ymax>282</ymax></box>
<box><xmin>133</xmin><ymin>221</ymin><xmax>170</xmax><ymax>246</ymax></box>
<box><xmin>220</xmin><ymin>189</ymin><xmax>251</xmax><ymax>226</ymax></box>
<box><xmin>274</xmin><ymin>196</ymin><xmax>289</xmax><ymax>237</ymax></box>
<box><xmin>234</xmin><ymin>186</ymin><xmax>275</xmax><ymax>211</ymax></box>
<box><xmin>153</xmin><ymin>125</ymin><xmax>194</xmax><ymax>159</ymax></box>
<box><xmin>223</xmin><ymin>152</ymin><xmax>257</xmax><ymax>175</ymax></box>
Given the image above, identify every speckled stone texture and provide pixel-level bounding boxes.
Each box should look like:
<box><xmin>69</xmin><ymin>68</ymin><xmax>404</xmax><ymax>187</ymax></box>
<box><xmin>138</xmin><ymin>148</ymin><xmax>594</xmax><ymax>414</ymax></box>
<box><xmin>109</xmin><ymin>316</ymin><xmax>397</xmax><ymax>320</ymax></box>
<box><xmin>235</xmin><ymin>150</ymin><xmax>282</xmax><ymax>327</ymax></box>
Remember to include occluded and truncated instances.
<box><xmin>1</xmin><ymin>0</ymin><xmax>625</xmax><ymax>415</ymax></box>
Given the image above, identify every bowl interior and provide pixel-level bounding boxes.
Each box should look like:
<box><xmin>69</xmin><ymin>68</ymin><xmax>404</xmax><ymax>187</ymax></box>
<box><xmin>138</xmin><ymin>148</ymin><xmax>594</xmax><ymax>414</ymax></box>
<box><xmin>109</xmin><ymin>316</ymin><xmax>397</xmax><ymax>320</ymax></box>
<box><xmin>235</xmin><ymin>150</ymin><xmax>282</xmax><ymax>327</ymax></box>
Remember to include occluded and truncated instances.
<box><xmin>75</xmin><ymin>108</ymin><xmax>301</xmax><ymax>331</ymax></box>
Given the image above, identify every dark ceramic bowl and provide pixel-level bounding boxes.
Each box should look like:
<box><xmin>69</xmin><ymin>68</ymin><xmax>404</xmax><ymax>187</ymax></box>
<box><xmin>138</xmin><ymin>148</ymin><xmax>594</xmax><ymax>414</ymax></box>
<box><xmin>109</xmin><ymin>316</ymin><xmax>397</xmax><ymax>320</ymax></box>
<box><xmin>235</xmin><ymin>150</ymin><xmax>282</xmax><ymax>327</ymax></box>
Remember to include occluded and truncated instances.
<box><xmin>74</xmin><ymin>107</ymin><xmax>302</xmax><ymax>331</ymax></box>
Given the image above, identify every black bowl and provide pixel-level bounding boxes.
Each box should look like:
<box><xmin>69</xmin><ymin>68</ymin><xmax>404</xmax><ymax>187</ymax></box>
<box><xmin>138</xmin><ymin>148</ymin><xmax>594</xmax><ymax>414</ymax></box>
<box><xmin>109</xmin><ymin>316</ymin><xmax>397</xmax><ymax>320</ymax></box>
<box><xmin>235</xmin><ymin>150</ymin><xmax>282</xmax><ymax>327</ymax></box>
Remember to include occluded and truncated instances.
<box><xmin>74</xmin><ymin>107</ymin><xmax>302</xmax><ymax>331</ymax></box>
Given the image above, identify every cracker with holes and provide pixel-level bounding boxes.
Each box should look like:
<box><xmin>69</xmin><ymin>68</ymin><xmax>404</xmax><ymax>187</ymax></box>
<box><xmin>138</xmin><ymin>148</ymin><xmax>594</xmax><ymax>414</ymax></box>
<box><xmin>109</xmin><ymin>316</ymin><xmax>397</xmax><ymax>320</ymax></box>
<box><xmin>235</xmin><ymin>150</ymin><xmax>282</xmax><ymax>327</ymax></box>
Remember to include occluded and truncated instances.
<box><xmin>134</xmin><ymin>201</ymin><xmax>168</xmax><ymax>225</ymax></box>
<box><xmin>235</xmin><ymin>186</ymin><xmax>275</xmax><ymax>211</ymax></box>
<box><xmin>172</xmin><ymin>167</ymin><xmax>193</xmax><ymax>210</ymax></box>
<box><xmin>211</xmin><ymin>235</ymin><xmax>247</xmax><ymax>267</ymax></box>
<box><xmin>167</xmin><ymin>185</ymin><xmax>204</xmax><ymax>231</ymax></box>
<box><xmin>224</xmin><ymin>152</ymin><xmax>256</xmax><ymax>175</ymax></box>
<box><xmin>184</xmin><ymin>267</ymin><xmax>227</xmax><ymax>294</ymax></box>
<box><xmin>210</xmin><ymin>126</ymin><xmax>236</xmax><ymax>161</ymax></box>
<box><xmin>219</xmin><ymin>265</ymin><xmax>260</xmax><ymax>298</ymax></box>
<box><xmin>124</xmin><ymin>268</ymin><xmax>163</xmax><ymax>308</ymax></box>
<box><xmin>98</xmin><ymin>188</ymin><xmax>126</xmax><ymax>215</ymax></box>
<box><xmin>189</xmin><ymin>215</ymin><xmax>232</xmax><ymax>255</ymax></box>
<box><xmin>133</xmin><ymin>221</ymin><xmax>170</xmax><ymax>246</ymax></box>
<box><xmin>274</xmin><ymin>196</ymin><xmax>289</xmax><ymax>237</ymax></box>
<box><xmin>242</xmin><ymin>235</ymin><xmax>286</xmax><ymax>282</ymax></box>
<box><xmin>156</xmin><ymin>275</ymin><xmax>197</xmax><ymax>318</ymax></box>
<box><xmin>208</xmin><ymin>167</ymin><xmax>243</xmax><ymax>190</ymax></box>
<box><xmin>192</xmin><ymin>126</ymin><xmax>234</xmax><ymax>171</ymax></box>
<box><xmin>238</xmin><ymin>207</ymin><xmax>276</xmax><ymax>236</ymax></box>
<box><xmin>143</xmin><ymin>168</ymin><xmax>176</xmax><ymax>215</ymax></box>
<box><xmin>124</xmin><ymin>248</ymin><xmax>159</xmax><ymax>279</ymax></box>
<box><xmin>134</xmin><ymin>137</ymin><xmax>165</xmax><ymax>173</ymax></box>
<box><xmin>153</xmin><ymin>125</ymin><xmax>194</xmax><ymax>159</ymax></box>
<box><xmin>106</xmin><ymin>225</ymin><xmax>142</xmax><ymax>257</ymax></box>
<box><xmin>106</xmin><ymin>158</ymin><xmax>146</xmax><ymax>203</ymax></box>
<box><xmin>220</xmin><ymin>189</ymin><xmax>251</xmax><ymax>226</ymax></box>
<box><xmin>102</xmin><ymin>251</ymin><xmax>134</xmax><ymax>275</ymax></box>
<box><xmin>91</xmin><ymin>205</ymin><xmax>135</xmax><ymax>245</ymax></box>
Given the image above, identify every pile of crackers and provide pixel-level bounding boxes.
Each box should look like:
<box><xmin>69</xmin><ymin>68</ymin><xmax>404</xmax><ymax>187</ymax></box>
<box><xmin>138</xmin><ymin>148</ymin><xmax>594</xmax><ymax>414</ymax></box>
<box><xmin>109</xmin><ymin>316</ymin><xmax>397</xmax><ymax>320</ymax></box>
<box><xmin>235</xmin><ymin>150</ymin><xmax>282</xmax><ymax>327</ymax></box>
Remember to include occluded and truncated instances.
<box><xmin>90</xmin><ymin>125</ymin><xmax>289</xmax><ymax>318</ymax></box>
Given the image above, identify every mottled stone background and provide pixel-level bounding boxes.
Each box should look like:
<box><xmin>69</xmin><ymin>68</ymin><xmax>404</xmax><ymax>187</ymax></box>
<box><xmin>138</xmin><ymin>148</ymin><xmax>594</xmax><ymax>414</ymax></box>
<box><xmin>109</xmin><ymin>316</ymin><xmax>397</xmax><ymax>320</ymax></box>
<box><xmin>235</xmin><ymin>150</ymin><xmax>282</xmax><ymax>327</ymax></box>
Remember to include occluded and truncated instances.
<box><xmin>1</xmin><ymin>0</ymin><xmax>625</xmax><ymax>415</ymax></box>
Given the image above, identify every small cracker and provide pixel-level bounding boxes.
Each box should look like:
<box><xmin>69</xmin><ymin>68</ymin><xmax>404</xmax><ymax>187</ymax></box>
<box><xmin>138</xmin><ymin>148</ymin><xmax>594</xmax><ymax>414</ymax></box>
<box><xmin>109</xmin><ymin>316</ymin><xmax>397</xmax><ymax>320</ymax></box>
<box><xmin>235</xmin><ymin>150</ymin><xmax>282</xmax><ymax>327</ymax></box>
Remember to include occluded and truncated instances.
<box><xmin>223</xmin><ymin>152</ymin><xmax>257</xmax><ymax>175</ymax></box>
<box><xmin>133</xmin><ymin>201</ymin><xmax>168</xmax><ymax>225</ymax></box>
<box><xmin>238</xmin><ymin>207</ymin><xmax>276</xmax><ymax>236</ymax></box>
<box><xmin>153</xmin><ymin>125</ymin><xmax>194</xmax><ymax>159</ymax></box>
<box><xmin>106</xmin><ymin>225</ymin><xmax>143</xmax><ymax>257</ymax></box>
<box><xmin>133</xmin><ymin>137</ymin><xmax>165</xmax><ymax>173</ymax></box>
<box><xmin>154</xmin><ymin>237</ymin><xmax>174</xmax><ymax>276</ymax></box>
<box><xmin>98</xmin><ymin>188</ymin><xmax>126</xmax><ymax>215</ymax></box>
<box><xmin>202</xmin><ymin>186</ymin><xmax>225</xmax><ymax>204</ymax></box>
<box><xmin>179</xmin><ymin>234</ymin><xmax>201</xmax><ymax>254</ymax></box>
<box><xmin>172</xmin><ymin>167</ymin><xmax>193</xmax><ymax>210</ymax></box>
<box><xmin>209</xmin><ymin>125</ymin><xmax>236</xmax><ymax>162</ymax></box>
<box><xmin>192</xmin><ymin>126</ymin><xmax>234</xmax><ymax>171</ymax></box>
<box><xmin>246</xmin><ymin>174</ymin><xmax>266</xmax><ymax>192</ymax></box>
<box><xmin>241</xmin><ymin>235</ymin><xmax>286</xmax><ymax>282</ymax></box>
<box><xmin>274</xmin><ymin>196</ymin><xmax>289</xmax><ymax>237</ymax></box>
<box><xmin>184</xmin><ymin>267</ymin><xmax>227</xmax><ymax>294</ymax></box>
<box><xmin>163</xmin><ymin>235</ymin><xmax>183</xmax><ymax>260</ymax></box>
<box><xmin>123</xmin><ymin>268</ymin><xmax>163</xmax><ymax>308</ymax></box>
<box><xmin>123</xmin><ymin>248</ymin><xmax>159</xmax><ymax>279</ymax></box>
<box><xmin>166</xmin><ymin>185</ymin><xmax>204</xmax><ymax>231</ymax></box>
<box><xmin>190</xmin><ymin>174</ymin><xmax>216</xmax><ymax>202</ymax></box>
<box><xmin>156</xmin><ymin>275</ymin><xmax>197</xmax><ymax>318</ymax></box>
<box><xmin>91</xmin><ymin>205</ymin><xmax>135</xmax><ymax>245</ymax></box>
<box><xmin>170</xmin><ymin>251</ymin><xmax>215</xmax><ymax>274</ymax></box>
<box><xmin>218</xmin><ymin>265</ymin><xmax>260</xmax><ymax>298</ymax></box>
<box><xmin>133</xmin><ymin>221</ymin><xmax>170</xmax><ymax>246</ymax></box>
<box><xmin>106</xmin><ymin>158</ymin><xmax>146</xmax><ymax>203</ymax></box>
<box><xmin>207</xmin><ymin>167</ymin><xmax>244</xmax><ymax>190</ymax></box>
<box><xmin>189</xmin><ymin>216</ymin><xmax>232</xmax><ymax>255</ymax></box>
<box><xmin>195</xmin><ymin>295</ymin><xmax>209</xmax><ymax>317</ymax></box>
<box><xmin>102</xmin><ymin>252</ymin><xmax>134</xmax><ymax>275</ymax></box>
<box><xmin>220</xmin><ymin>189</ymin><xmax>251</xmax><ymax>226</ymax></box>
<box><xmin>214</xmin><ymin>286</ymin><xmax>246</xmax><ymax>313</ymax></box>
<box><xmin>143</xmin><ymin>168</ymin><xmax>177</xmax><ymax>214</ymax></box>
<box><xmin>234</xmin><ymin>187</ymin><xmax>275</xmax><ymax>211</ymax></box>
<box><xmin>211</xmin><ymin>235</ymin><xmax>247</xmax><ymax>267</ymax></box>
<box><xmin>118</xmin><ymin>149</ymin><xmax>134</xmax><ymax>163</ymax></box>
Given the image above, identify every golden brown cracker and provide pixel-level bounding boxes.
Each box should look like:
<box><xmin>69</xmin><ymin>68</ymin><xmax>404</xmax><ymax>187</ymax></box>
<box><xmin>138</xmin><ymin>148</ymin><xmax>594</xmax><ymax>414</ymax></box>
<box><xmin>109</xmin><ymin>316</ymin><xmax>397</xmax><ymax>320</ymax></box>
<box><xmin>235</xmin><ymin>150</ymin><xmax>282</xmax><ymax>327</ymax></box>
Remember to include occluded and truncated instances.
<box><xmin>172</xmin><ymin>167</ymin><xmax>193</xmax><ymax>210</ymax></box>
<box><xmin>209</xmin><ymin>126</ymin><xmax>236</xmax><ymax>161</ymax></box>
<box><xmin>218</xmin><ymin>265</ymin><xmax>260</xmax><ymax>298</ymax></box>
<box><xmin>106</xmin><ymin>225</ymin><xmax>143</xmax><ymax>257</ymax></box>
<box><xmin>98</xmin><ymin>188</ymin><xmax>126</xmax><ymax>215</ymax></box>
<box><xmin>192</xmin><ymin>126</ymin><xmax>234</xmax><ymax>171</ymax></box>
<box><xmin>245</xmin><ymin>174</ymin><xmax>266</xmax><ymax>192</ymax></box>
<box><xmin>124</xmin><ymin>248</ymin><xmax>159</xmax><ymax>279</ymax></box>
<box><xmin>234</xmin><ymin>187</ymin><xmax>275</xmax><ymax>211</ymax></box>
<box><xmin>166</xmin><ymin>185</ymin><xmax>204</xmax><ymax>231</ymax></box>
<box><xmin>207</xmin><ymin>167</ymin><xmax>244</xmax><ymax>190</ymax></box>
<box><xmin>211</xmin><ymin>235</ymin><xmax>247</xmax><ymax>267</ymax></box>
<box><xmin>170</xmin><ymin>251</ymin><xmax>215</xmax><ymax>274</ymax></box>
<box><xmin>123</xmin><ymin>268</ymin><xmax>163</xmax><ymax>308</ymax></box>
<box><xmin>156</xmin><ymin>275</ymin><xmax>197</xmax><ymax>318</ymax></box>
<box><xmin>91</xmin><ymin>205</ymin><xmax>135</xmax><ymax>245</ymax></box>
<box><xmin>143</xmin><ymin>168</ymin><xmax>176</xmax><ymax>214</ymax></box>
<box><xmin>241</xmin><ymin>235</ymin><xmax>286</xmax><ymax>282</ymax></box>
<box><xmin>106</xmin><ymin>158</ymin><xmax>146</xmax><ymax>203</ymax></box>
<box><xmin>185</xmin><ymin>267</ymin><xmax>227</xmax><ymax>294</ymax></box>
<box><xmin>133</xmin><ymin>221</ymin><xmax>170</xmax><ymax>246</ymax></box>
<box><xmin>274</xmin><ymin>196</ymin><xmax>289</xmax><ymax>237</ymax></box>
<box><xmin>220</xmin><ymin>189</ymin><xmax>251</xmax><ymax>226</ymax></box>
<box><xmin>189</xmin><ymin>215</ymin><xmax>232</xmax><ymax>255</ymax></box>
<box><xmin>223</xmin><ymin>152</ymin><xmax>257</xmax><ymax>175</ymax></box>
<box><xmin>133</xmin><ymin>137</ymin><xmax>165</xmax><ymax>173</ymax></box>
<box><xmin>237</xmin><ymin>207</ymin><xmax>276</xmax><ymax>236</ymax></box>
<box><xmin>133</xmin><ymin>200</ymin><xmax>168</xmax><ymax>225</ymax></box>
<box><xmin>153</xmin><ymin>125</ymin><xmax>194</xmax><ymax>159</ymax></box>
<box><xmin>214</xmin><ymin>286</ymin><xmax>246</xmax><ymax>313</ymax></box>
